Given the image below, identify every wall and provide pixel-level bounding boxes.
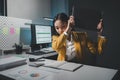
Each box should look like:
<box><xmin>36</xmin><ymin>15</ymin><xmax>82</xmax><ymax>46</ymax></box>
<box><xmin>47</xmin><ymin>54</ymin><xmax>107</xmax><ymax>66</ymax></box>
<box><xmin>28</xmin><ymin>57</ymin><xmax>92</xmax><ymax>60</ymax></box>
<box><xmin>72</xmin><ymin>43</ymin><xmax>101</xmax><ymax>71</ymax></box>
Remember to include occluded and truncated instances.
<box><xmin>7</xmin><ymin>0</ymin><xmax>69</xmax><ymax>26</ymax></box>
<box><xmin>51</xmin><ymin>0</ymin><xmax>68</xmax><ymax>19</ymax></box>
<box><xmin>69</xmin><ymin>0</ymin><xmax>120</xmax><ymax>69</ymax></box>
<box><xmin>7</xmin><ymin>0</ymin><xmax>51</xmax><ymax>25</ymax></box>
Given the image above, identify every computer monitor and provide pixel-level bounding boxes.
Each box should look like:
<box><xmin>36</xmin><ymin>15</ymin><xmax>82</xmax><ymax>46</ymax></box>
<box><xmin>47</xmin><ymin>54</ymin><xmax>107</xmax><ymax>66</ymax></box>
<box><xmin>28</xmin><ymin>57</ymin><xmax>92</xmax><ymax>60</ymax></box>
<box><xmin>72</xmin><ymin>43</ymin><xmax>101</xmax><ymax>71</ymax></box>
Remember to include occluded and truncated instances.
<box><xmin>20</xmin><ymin>27</ymin><xmax>31</xmax><ymax>45</ymax></box>
<box><xmin>31</xmin><ymin>24</ymin><xmax>52</xmax><ymax>51</ymax></box>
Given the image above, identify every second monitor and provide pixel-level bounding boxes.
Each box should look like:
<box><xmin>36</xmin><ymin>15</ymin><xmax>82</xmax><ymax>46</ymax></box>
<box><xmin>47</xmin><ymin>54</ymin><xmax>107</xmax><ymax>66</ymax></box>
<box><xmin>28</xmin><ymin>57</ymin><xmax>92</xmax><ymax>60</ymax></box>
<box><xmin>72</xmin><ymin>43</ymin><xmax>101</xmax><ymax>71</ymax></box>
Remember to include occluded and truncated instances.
<box><xmin>31</xmin><ymin>24</ymin><xmax>52</xmax><ymax>51</ymax></box>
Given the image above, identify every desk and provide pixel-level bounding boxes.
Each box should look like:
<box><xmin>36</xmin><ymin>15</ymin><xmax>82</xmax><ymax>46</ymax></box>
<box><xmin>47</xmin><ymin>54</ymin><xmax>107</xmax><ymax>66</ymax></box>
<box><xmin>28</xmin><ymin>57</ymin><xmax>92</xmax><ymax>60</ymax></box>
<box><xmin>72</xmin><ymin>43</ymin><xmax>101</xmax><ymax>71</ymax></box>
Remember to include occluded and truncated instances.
<box><xmin>0</xmin><ymin>51</ymin><xmax>57</xmax><ymax>59</ymax></box>
<box><xmin>0</xmin><ymin>58</ymin><xmax>118</xmax><ymax>80</ymax></box>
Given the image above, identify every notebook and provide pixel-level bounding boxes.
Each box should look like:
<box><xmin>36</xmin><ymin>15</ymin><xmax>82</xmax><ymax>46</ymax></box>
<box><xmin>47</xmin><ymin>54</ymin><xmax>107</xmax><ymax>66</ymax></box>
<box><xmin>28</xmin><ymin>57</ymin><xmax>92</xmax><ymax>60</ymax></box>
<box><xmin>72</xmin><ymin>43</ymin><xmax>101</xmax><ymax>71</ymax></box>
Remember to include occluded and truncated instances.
<box><xmin>43</xmin><ymin>59</ymin><xmax>83</xmax><ymax>72</ymax></box>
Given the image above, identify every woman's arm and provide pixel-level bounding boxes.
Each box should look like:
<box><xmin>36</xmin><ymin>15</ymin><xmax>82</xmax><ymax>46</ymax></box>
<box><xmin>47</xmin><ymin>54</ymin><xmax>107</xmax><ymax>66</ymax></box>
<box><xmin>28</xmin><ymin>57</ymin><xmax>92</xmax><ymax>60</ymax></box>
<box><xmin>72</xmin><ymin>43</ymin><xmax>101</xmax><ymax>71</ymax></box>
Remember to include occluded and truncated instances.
<box><xmin>87</xmin><ymin>19</ymin><xmax>107</xmax><ymax>54</ymax></box>
<box><xmin>64</xmin><ymin>16</ymin><xmax>75</xmax><ymax>36</ymax></box>
<box><xmin>52</xmin><ymin>33</ymin><xmax>67</xmax><ymax>51</ymax></box>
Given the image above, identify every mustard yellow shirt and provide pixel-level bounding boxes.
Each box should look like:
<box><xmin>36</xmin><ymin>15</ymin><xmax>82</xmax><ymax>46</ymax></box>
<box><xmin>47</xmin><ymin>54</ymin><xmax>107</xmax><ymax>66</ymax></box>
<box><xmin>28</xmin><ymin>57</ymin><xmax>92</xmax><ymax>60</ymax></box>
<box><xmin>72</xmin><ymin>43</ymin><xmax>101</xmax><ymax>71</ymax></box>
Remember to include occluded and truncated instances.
<box><xmin>52</xmin><ymin>31</ymin><xmax>106</xmax><ymax>61</ymax></box>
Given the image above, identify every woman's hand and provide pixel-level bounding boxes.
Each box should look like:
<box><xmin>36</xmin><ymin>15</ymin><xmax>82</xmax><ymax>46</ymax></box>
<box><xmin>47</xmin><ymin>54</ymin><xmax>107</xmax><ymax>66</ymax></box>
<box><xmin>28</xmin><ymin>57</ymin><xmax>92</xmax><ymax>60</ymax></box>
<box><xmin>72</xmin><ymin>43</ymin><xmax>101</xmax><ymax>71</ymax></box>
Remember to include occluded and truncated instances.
<box><xmin>97</xmin><ymin>19</ymin><xmax>103</xmax><ymax>36</ymax></box>
<box><xmin>68</xmin><ymin>16</ymin><xmax>75</xmax><ymax>29</ymax></box>
<box><xmin>64</xmin><ymin>16</ymin><xmax>75</xmax><ymax>36</ymax></box>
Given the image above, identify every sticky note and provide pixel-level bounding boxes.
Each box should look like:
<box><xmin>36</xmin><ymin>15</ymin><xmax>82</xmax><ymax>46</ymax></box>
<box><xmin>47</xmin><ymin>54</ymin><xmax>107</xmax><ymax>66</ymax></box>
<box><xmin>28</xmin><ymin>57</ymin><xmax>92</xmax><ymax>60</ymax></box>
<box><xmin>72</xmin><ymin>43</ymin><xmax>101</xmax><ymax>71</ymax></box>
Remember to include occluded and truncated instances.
<box><xmin>10</xmin><ymin>27</ymin><xmax>15</xmax><ymax>34</ymax></box>
<box><xmin>2</xmin><ymin>27</ymin><xmax>9</xmax><ymax>35</ymax></box>
<box><xmin>15</xmin><ymin>27</ymin><xmax>20</xmax><ymax>35</ymax></box>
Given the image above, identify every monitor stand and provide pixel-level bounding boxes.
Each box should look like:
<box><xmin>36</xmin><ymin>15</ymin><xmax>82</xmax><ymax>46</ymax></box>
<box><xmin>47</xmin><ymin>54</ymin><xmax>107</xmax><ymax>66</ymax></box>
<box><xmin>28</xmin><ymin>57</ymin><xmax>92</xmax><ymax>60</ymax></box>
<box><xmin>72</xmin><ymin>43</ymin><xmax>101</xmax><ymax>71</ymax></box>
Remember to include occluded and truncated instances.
<box><xmin>30</xmin><ymin>44</ymin><xmax>40</xmax><ymax>52</ymax></box>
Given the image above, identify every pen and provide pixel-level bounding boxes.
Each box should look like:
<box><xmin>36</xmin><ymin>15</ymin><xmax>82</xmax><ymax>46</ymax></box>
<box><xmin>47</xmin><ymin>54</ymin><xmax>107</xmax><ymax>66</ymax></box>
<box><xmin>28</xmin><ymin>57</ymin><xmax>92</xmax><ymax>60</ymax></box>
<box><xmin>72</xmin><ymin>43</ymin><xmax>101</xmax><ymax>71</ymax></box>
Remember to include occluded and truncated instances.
<box><xmin>72</xmin><ymin>5</ymin><xmax>74</xmax><ymax>16</ymax></box>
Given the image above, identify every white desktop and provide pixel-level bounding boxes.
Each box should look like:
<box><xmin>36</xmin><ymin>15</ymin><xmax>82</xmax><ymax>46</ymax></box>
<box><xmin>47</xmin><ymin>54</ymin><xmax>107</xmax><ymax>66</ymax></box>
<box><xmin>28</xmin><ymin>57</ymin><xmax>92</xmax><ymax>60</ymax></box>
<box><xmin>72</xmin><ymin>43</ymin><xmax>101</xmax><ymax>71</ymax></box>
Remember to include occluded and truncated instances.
<box><xmin>0</xmin><ymin>52</ymin><xmax>118</xmax><ymax>80</ymax></box>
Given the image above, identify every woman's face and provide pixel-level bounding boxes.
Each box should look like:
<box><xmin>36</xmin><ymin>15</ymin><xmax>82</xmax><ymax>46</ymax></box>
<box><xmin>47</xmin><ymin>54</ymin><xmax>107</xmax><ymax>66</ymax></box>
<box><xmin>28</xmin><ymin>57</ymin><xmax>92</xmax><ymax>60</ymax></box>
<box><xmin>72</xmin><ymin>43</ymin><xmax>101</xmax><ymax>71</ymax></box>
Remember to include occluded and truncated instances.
<box><xmin>54</xmin><ymin>20</ymin><xmax>67</xmax><ymax>35</ymax></box>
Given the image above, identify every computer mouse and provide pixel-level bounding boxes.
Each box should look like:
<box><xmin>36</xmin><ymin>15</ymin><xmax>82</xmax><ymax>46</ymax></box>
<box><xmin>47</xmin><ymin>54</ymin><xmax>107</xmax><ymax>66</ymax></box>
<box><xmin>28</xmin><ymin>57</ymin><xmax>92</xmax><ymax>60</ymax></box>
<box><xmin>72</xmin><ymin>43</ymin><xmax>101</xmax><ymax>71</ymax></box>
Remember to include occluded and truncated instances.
<box><xmin>29</xmin><ymin>58</ymin><xmax>37</xmax><ymax>62</ymax></box>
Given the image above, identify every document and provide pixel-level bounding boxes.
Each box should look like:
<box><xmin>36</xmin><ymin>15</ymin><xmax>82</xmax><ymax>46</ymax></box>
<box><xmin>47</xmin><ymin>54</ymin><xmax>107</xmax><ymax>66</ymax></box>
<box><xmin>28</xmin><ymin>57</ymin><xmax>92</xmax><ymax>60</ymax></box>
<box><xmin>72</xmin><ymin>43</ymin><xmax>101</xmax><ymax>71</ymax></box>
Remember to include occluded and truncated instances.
<box><xmin>43</xmin><ymin>59</ymin><xmax>83</xmax><ymax>72</ymax></box>
<box><xmin>0</xmin><ymin>65</ymin><xmax>48</xmax><ymax>80</ymax></box>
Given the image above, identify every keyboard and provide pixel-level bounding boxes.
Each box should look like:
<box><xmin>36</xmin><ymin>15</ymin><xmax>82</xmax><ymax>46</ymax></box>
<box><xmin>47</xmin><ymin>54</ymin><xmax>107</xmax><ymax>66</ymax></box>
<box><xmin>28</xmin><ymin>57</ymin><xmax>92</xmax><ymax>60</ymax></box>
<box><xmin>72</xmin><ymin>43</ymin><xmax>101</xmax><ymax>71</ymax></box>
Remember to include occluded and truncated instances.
<box><xmin>40</xmin><ymin>47</ymin><xmax>55</xmax><ymax>53</ymax></box>
<box><xmin>26</xmin><ymin>50</ymin><xmax>47</xmax><ymax>55</ymax></box>
<box><xmin>26</xmin><ymin>47</ymin><xmax>55</xmax><ymax>55</ymax></box>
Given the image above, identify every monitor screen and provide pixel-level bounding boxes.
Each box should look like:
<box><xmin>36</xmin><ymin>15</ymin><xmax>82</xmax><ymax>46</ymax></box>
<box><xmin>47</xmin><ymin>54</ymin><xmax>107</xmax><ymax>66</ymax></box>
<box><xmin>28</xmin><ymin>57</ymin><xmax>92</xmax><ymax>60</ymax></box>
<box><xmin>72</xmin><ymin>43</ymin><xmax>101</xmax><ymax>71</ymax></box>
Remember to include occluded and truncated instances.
<box><xmin>20</xmin><ymin>27</ymin><xmax>31</xmax><ymax>45</ymax></box>
<box><xmin>31</xmin><ymin>24</ymin><xmax>52</xmax><ymax>45</ymax></box>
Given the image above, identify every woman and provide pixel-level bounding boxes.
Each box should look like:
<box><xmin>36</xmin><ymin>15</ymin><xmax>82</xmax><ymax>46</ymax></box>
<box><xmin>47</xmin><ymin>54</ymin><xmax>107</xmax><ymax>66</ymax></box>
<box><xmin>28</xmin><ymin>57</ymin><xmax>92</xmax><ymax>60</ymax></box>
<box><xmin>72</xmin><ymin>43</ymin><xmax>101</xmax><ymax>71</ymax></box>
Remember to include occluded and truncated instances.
<box><xmin>52</xmin><ymin>13</ymin><xmax>106</xmax><ymax>63</ymax></box>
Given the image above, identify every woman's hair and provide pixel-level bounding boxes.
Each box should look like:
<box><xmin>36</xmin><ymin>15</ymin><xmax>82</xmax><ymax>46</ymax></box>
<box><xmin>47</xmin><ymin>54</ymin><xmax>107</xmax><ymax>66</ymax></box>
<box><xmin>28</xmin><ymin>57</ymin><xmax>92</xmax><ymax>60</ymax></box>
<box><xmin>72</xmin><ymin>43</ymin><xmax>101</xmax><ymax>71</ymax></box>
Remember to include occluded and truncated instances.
<box><xmin>52</xmin><ymin>13</ymin><xmax>69</xmax><ymax>36</ymax></box>
<box><xmin>53</xmin><ymin>13</ymin><xmax>69</xmax><ymax>24</ymax></box>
